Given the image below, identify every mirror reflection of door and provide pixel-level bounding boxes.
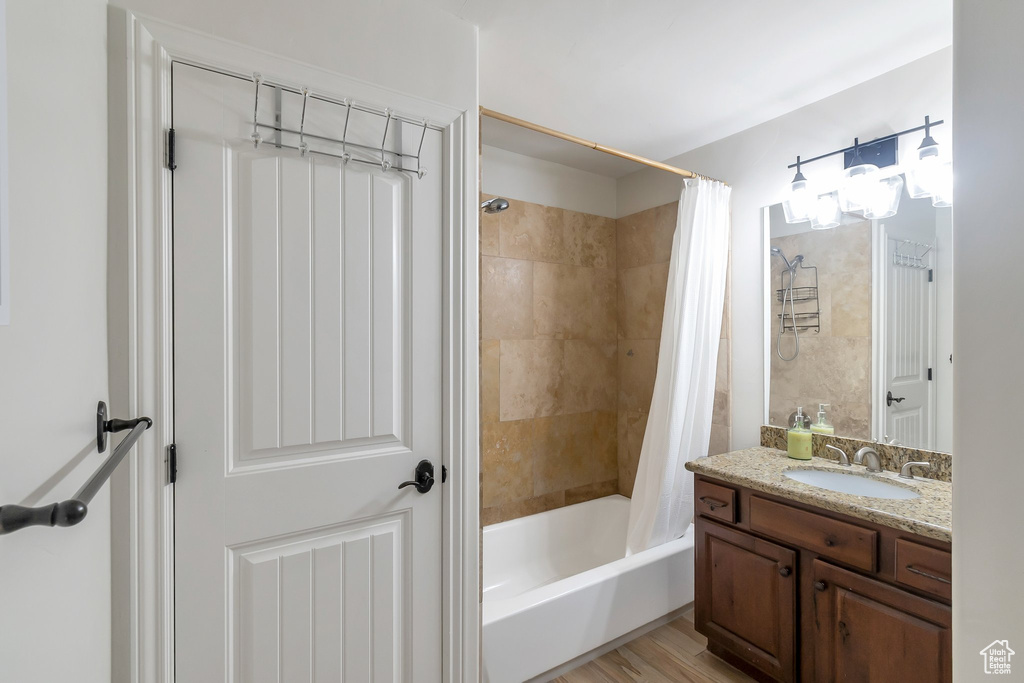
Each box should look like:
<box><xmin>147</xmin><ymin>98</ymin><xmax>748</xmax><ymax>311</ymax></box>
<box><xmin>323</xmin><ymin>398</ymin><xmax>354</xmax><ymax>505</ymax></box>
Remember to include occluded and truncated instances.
<box><xmin>881</xmin><ymin>231</ymin><xmax>936</xmax><ymax>449</ymax></box>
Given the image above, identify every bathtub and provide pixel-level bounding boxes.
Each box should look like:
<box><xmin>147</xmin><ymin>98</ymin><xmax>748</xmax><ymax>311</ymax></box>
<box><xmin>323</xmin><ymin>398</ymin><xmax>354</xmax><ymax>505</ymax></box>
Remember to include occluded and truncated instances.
<box><xmin>482</xmin><ymin>494</ymin><xmax>695</xmax><ymax>683</ymax></box>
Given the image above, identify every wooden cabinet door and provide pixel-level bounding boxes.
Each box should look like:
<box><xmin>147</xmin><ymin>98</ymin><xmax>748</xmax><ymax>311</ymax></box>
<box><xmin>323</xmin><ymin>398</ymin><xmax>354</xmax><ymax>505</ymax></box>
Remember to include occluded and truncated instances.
<box><xmin>812</xmin><ymin>559</ymin><xmax>952</xmax><ymax>683</ymax></box>
<box><xmin>696</xmin><ymin>520</ymin><xmax>798</xmax><ymax>682</ymax></box>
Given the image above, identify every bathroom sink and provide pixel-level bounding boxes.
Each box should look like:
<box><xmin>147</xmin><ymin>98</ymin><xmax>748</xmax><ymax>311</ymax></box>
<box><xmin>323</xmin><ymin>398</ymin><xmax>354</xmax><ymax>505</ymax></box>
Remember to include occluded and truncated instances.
<box><xmin>784</xmin><ymin>469</ymin><xmax>919</xmax><ymax>500</ymax></box>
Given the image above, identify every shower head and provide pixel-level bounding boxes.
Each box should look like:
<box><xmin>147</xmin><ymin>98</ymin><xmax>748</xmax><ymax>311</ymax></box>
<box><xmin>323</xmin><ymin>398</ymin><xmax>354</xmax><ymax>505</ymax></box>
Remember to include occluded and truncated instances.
<box><xmin>481</xmin><ymin>197</ymin><xmax>510</xmax><ymax>214</ymax></box>
<box><xmin>771</xmin><ymin>246</ymin><xmax>804</xmax><ymax>272</ymax></box>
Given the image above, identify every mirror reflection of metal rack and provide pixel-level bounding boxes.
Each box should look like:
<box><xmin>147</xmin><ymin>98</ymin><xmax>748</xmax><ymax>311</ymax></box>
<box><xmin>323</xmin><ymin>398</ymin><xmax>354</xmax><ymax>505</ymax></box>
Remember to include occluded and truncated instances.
<box><xmin>893</xmin><ymin>239</ymin><xmax>933</xmax><ymax>270</ymax></box>
<box><xmin>777</xmin><ymin>264</ymin><xmax>821</xmax><ymax>333</ymax></box>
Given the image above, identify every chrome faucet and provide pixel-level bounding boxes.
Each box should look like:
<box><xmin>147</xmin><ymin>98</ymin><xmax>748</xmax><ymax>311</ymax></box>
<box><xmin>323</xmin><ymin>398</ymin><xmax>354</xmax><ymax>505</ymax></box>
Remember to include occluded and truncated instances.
<box><xmin>899</xmin><ymin>461</ymin><xmax>933</xmax><ymax>479</ymax></box>
<box><xmin>826</xmin><ymin>444</ymin><xmax>850</xmax><ymax>466</ymax></box>
<box><xmin>854</xmin><ymin>447</ymin><xmax>883</xmax><ymax>473</ymax></box>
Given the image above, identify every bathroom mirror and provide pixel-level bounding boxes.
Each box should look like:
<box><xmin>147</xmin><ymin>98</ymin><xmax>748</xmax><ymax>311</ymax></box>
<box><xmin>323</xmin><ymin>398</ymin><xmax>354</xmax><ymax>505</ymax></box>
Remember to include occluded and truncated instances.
<box><xmin>764</xmin><ymin>174</ymin><xmax>952</xmax><ymax>453</ymax></box>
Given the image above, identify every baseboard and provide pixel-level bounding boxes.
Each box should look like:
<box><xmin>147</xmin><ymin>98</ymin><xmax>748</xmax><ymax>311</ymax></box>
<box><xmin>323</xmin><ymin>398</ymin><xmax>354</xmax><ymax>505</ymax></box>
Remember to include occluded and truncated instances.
<box><xmin>527</xmin><ymin>603</ymin><xmax>694</xmax><ymax>683</ymax></box>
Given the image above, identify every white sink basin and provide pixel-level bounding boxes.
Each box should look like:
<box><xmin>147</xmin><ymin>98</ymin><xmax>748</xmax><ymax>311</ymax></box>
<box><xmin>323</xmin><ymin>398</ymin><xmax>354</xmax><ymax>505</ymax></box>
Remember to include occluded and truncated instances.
<box><xmin>784</xmin><ymin>469</ymin><xmax>919</xmax><ymax>500</ymax></box>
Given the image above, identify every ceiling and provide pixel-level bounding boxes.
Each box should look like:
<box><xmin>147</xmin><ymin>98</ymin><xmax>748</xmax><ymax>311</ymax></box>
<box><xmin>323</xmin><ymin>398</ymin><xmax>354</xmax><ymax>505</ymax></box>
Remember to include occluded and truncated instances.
<box><xmin>424</xmin><ymin>0</ymin><xmax>952</xmax><ymax>178</ymax></box>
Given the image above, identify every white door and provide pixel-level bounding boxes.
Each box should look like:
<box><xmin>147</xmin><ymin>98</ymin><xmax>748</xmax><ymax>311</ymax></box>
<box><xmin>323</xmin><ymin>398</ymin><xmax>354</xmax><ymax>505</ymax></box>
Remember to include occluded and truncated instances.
<box><xmin>883</xmin><ymin>233</ymin><xmax>935</xmax><ymax>449</ymax></box>
<box><xmin>172</xmin><ymin>63</ymin><xmax>444</xmax><ymax>682</ymax></box>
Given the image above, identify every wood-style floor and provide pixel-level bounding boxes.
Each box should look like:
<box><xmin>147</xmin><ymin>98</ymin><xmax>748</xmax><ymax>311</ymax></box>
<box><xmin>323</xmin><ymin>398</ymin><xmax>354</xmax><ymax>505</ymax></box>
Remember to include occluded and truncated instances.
<box><xmin>552</xmin><ymin>609</ymin><xmax>755</xmax><ymax>683</ymax></box>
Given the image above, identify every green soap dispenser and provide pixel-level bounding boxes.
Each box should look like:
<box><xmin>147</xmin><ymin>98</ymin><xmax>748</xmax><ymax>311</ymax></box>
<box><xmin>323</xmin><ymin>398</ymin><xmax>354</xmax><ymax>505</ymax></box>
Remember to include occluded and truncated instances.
<box><xmin>787</xmin><ymin>407</ymin><xmax>813</xmax><ymax>460</ymax></box>
<box><xmin>811</xmin><ymin>403</ymin><xmax>835</xmax><ymax>435</ymax></box>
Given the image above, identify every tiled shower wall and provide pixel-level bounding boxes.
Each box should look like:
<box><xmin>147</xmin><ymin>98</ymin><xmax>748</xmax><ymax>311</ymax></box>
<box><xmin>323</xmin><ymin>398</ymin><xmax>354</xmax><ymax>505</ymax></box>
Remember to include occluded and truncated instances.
<box><xmin>768</xmin><ymin>221</ymin><xmax>871</xmax><ymax>438</ymax></box>
<box><xmin>480</xmin><ymin>195</ymin><xmax>731</xmax><ymax>525</ymax></box>
<box><xmin>615</xmin><ymin>203</ymin><xmax>732</xmax><ymax>497</ymax></box>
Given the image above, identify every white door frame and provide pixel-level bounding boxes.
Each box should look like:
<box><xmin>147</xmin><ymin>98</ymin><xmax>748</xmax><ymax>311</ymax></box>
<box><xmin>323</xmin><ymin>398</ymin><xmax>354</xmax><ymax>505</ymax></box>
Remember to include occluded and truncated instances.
<box><xmin>107</xmin><ymin>9</ymin><xmax>480</xmax><ymax>682</ymax></box>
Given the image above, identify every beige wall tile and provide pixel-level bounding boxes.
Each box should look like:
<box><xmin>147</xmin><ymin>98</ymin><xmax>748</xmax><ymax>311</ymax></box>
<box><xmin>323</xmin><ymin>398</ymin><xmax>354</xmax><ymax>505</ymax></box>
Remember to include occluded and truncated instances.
<box><xmin>533</xmin><ymin>262</ymin><xmax>591</xmax><ymax>339</ymax></box>
<box><xmin>533</xmin><ymin>412</ymin><xmax>594</xmax><ymax>495</ymax></box>
<box><xmin>499</xmin><ymin>201</ymin><xmax>565</xmax><ymax>263</ymax></box>
<box><xmin>589</xmin><ymin>267</ymin><xmax>618</xmax><ymax>339</ymax></box>
<box><xmin>831</xmin><ymin>267</ymin><xmax>871</xmax><ymax>338</ymax></box>
<box><xmin>480</xmin><ymin>340</ymin><xmax>500</xmax><ymax>424</ymax></box>
<box><xmin>618</xmin><ymin>339</ymin><xmax>659</xmax><ymax>412</ymax></box>
<box><xmin>708</xmin><ymin>422</ymin><xmax>730</xmax><ymax>456</ymax></box>
<box><xmin>616</xmin><ymin>203</ymin><xmax>677</xmax><ymax>269</ymax></box>
<box><xmin>480</xmin><ymin>193</ymin><xmax>500</xmax><ymax>256</ymax></box>
<box><xmin>617</xmin><ymin>262</ymin><xmax>670</xmax><ymax>339</ymax></box>
<box><xmin>565</xmin><ymin>211</ymin><xmax>616</xmax><ymax>268</ymax></box>
<box><xmin>617</xmin><ymin>410</ymin><xmax>648</xmax><ymax>497</ymax></box>
<box><xmin>481</xmin><ymin>256</ymin><xmax>533</xmax><ymax>340</ymax></box>
<box><xmin>565</xmin><ymin>479</ymin><xmax>618</xmax><ymax>506</ymax></box>
<box><xmin>481</xmin><ymin>490</ymin><xmax>566</xmax><ymax>526</ymax></box>
<box><xmin>481</xmin><ymin>420</ymin><xmax>534</xmax><ymax>507</ymax></box>
<box><xmin>715</xmin><ymin>338</ymin><xmax>730</xmax><ymax>396</ymax></box>
<box><xmin>499</xmin><ymin>339</ymin><xmax>564</xmax><ymax>421</ymax></box>
<box><xmin>593</xmin><ymin>411</ymin><xmax>618</xmax><ymax>482</ymax></box>
<box><xmin>563</xmin><ymin>340</ymin><xmax>617</xmax><ymax>414</ymax></box>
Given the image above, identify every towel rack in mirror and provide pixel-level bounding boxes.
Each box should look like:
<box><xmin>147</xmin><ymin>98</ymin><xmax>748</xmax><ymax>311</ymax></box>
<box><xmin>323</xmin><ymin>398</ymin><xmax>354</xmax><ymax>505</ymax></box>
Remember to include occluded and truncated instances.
<box><xmin>0</xmin><ymin>401</ymin><xmax>152</xmax><ymax>535</ymax></box>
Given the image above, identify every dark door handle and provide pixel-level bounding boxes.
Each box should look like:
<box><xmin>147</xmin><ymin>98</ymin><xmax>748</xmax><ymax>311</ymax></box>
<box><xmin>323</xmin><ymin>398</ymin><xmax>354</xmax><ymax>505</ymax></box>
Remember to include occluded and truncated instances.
<box><xmin>398</xmin><ymin>460</ymin><xmax>435</xmax><ymax>494</ymax></box>
<box><xmin>698</xmin><ymin>496</ymin><xmax>728</xmax><ymax>511</ymax></box>
<box><xmin>886</xmin><ymin>391</ymin><xmax>906</xmax><ymax>407</ymax></box>
<box><xmin>814</xmin><ymin>580</ymin><xmax>828</xmax><ymax>592</ymax></box>
<box><xmin>779</xmin><ymin>566</ymin><xmax>792</xmax><ymax>578</ymax></box>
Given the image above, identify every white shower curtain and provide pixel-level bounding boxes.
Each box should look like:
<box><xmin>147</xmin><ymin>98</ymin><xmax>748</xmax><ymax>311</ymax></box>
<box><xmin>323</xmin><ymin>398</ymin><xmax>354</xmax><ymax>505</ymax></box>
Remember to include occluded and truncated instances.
<box><xmin>626</xmin><ymin>177</ymin><xmax>731</xmax><ymax>555</ymax></box>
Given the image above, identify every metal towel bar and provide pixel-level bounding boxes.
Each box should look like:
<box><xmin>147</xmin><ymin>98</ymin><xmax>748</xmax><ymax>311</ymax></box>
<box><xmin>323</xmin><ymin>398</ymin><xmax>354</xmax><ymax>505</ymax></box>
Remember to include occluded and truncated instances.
<box><xmin>0</xmin><ymin>401</ymin><xmax>152</xmax><ymax>535</ymax></box>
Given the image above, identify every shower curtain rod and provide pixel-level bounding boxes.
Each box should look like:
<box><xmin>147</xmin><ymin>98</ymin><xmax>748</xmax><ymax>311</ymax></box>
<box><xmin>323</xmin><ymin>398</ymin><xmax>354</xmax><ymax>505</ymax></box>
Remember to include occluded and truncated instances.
<box><xmin>480</xmin><ymin>107</ymin><xmax>726</xmax><ymax>184</ymax></box>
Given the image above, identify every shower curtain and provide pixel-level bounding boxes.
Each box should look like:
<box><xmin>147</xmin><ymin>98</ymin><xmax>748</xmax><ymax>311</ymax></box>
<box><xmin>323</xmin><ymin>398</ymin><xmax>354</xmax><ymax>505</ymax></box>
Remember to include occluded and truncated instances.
<box><xmin>626</xmin><ymin>177</ymin><xmax>731</xmax><ymax>555</ymax></box>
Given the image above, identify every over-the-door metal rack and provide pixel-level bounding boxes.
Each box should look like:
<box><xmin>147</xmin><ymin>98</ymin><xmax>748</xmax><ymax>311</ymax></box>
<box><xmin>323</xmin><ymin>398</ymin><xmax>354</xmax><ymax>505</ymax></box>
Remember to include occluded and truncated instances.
<box><xmin>893</xmin><ymin>239</ymin><xmax>934</xmax><ymax>270</ymax></box>
<box><xmin>174</xmin><ymin>61</ymin><xmax>440</xmax><ymax>177</ymax></box>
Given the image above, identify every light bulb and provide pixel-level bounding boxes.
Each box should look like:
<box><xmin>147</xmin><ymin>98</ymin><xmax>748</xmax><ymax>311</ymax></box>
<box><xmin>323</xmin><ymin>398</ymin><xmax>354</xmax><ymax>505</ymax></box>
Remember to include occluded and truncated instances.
<box><xmin>864</xmin><ymin>173</ymin><xmax>904</xmax><ymax>219</ymax></box>
<box><xmin>838</xmin><ymin>162</ymin><xmax>879</xmax><ymax>214</ymax></box>
<box><xmin>782</xmin><ymin>170</ymin><xmax>814</xmax><ymax>224</ymax></box>
<box><xmin>810</xmin><ymin>192</ymin><xmax>841</xmax><ymax>230</ymax></box>
<box><xmin>906</xmin><ymin>143</ymin><xmax>951</xmax><ymax>201</ymax></box>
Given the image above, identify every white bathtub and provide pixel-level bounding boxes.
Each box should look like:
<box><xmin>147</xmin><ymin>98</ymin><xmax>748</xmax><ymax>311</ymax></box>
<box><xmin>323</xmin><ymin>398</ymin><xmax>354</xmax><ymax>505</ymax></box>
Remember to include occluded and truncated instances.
<box><xmin>482</xmin><ymin>494</ymin><xmax>695</xmax><ymax>683</ymax></box>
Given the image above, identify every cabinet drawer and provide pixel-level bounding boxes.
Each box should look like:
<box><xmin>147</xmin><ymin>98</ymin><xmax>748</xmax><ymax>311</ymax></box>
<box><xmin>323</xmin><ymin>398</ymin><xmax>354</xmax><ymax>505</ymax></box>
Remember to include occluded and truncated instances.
<box><xmin>695</xmin><ymin>479</ymin><xmax>737</xmax><ymax>524</ymax></box>
<box><xmin>895</xmin><ymin>539</ymin><xmax>952</xmax><ymax>601</ymax></box>
<box><xmin>749</xmin><ymin>496</ymin><xmax>877</xmax><ymax>571</ymax></box>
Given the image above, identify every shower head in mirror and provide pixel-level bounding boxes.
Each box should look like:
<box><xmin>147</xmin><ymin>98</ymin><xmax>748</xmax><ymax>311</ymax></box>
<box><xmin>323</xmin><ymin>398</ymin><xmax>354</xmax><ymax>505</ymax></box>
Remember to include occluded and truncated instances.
<box><xmin>481</xmin><ymin>197</ymin><xmax>510</xmax><ymax>214</ymax></box>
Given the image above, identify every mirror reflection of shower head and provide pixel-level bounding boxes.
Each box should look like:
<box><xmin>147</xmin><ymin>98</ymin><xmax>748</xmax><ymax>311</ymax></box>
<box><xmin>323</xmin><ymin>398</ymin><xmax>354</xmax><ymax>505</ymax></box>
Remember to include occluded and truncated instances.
<box><xmin>481</xmin><ymin>197</ymin><xmax>510</xmax><ymax>214</ymax></box>
<box><xmin>770</xmin><ymin>246</ymin><xmax>803</xmax><ymax>272</ymax></box>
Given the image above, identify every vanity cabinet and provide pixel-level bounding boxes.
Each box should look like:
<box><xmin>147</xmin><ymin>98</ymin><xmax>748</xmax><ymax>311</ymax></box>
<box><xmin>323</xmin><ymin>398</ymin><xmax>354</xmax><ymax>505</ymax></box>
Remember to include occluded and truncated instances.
<box><xmin>811</xmin><ymin>559</ymin><xmax>952</xmax><ymax>682</ymax></box>
<box><xmin>693</xmin><ymin>475</ymin><xmax>952</xmax><ymax>683</ymax></box>
<box><xmin>695</xmin><ymin>521</ymin><xmax>797</xmax><ymax>682</ymax></box>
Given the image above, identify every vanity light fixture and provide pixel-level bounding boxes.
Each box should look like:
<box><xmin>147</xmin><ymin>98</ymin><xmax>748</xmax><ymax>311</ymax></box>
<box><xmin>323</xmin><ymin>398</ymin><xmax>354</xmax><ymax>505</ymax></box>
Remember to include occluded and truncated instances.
<box><xmin>810</xmin><ymin>191</ymin><xmax>841</xmax><ymax>230</ymax></box>
<box><xmin>782</xmin><ymin>156</ymin><xmax>815</xmax><ymax>224</ymax></box>
<box><xmin>838</xmin><ymin>139</ymin><xmax>880</xmax><ymax>214</ymax></box>
<box><xmin>784</xmin><ymin>116</ymin><xmax>948</xmax><ymax>227</ymax></box>
<box><xmin>906</xmin><ymin>116</ymin><xmax>952</xmax><ymax>208</ymax></box>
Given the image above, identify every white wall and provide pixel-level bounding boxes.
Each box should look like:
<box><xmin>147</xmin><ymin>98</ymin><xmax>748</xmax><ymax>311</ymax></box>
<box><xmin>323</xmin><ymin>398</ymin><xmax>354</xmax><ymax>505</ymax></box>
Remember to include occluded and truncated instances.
<box><xmin>952</xmin><ymin>1</ymin><xmax>1024</xmax><ymax>677</ymax></box>
<box><xmin>0</xmin><ymin>2</ymin><xmax>111</xmax><ymax>683</ymax></box>
<box><xmin>617</xmin><ymin>48</ymin><xmax>952</xmax><ymax>449</ymax></box>
<box><xmin>482</xmin><ymin>144</ymin><xmax>618</xmax><ymax>217</ymax></box>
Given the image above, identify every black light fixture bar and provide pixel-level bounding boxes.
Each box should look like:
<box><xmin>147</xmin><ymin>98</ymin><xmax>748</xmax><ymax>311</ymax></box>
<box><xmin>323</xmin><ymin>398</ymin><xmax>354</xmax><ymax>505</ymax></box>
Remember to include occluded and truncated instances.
<box><xmin>787</xmin><ymin>118</ymin><xmax>945</xmax><ymax>170</ymax></box>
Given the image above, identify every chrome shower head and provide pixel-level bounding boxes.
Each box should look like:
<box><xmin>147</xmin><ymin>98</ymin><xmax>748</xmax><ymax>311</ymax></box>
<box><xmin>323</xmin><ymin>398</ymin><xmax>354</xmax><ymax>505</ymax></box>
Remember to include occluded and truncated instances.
<box><xmin>481</xmin><ymin>197</ymin><xmax>510</xmax><ymax>214</ymax></box>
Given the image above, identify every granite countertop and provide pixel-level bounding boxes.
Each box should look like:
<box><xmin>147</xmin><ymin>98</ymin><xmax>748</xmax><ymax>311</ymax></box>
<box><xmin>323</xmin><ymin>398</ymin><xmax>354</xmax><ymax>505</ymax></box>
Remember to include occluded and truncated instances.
<box><xmin>686</xmin><ymin>447</ymin><xmax>952</xmax><ymax>542</ymax></box>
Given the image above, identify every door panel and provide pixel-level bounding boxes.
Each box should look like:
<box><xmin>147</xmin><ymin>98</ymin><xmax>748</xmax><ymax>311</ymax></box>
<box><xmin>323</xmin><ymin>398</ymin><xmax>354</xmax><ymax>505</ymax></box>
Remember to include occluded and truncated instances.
<box><xmin>812</xmin><ymin>559</ymin><xmax>951</xmax><ymax>682</ymax></box>
<box><xmin>695</xmin><ymin>520</ymin><xmax>798</xmax><ymax>682</ymax></box>
<box><xmin>883</xmin><ymin>231</ymin><xmax>935</xmax><ymax>448</ymax></box>
<box><xmin>173</xmin><ymin>62</ymin><xmax>443</xmax><ymax>682</ymax></box>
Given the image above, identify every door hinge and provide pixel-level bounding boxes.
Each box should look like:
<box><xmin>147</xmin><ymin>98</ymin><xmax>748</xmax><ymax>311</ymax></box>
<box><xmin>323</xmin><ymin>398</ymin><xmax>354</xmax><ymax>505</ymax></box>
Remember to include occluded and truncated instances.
<box><xmin>928</xmin><ymin>269</ymin><xmax>933</xmax><ymax>282</ymax></box>
<box><xmin>442</xmin><ymin>465</ymin><xmax>448</xmax><ymax>483</ymax></box>
<box><xmin>928</xmin><ymin>368</ymin><xmax>933</xmax><ymax>381</ymax></box>
<box><xmin>167</xmin><ymin>443</ymin><xmax>178</xmax><ymax>484</ymax></box>
<box><xmin>166</xmin><ymin>128</ymin><xmax>177</xmax><ymax>171</ymax></box>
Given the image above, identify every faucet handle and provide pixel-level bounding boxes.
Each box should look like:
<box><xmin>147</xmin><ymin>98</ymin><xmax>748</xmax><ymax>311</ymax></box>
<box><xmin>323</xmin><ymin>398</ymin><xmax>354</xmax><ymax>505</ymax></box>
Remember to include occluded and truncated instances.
<box><xmin>899</xmin><ymin>461</ymin><xmax>932</xmax><ymax>479</ymax></box>
<box><xmin>826</xmin><ymin>444</ymin><xmax>850</xmax><ymax>466</ymax></box>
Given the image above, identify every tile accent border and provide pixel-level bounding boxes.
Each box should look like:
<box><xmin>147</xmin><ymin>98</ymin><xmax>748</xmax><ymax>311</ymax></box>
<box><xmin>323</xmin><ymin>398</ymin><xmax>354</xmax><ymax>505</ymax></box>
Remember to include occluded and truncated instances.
<box><xmin>760</xmin><ymin>425</ymin><xmax>952</xmax><ymax>483</ymax></box>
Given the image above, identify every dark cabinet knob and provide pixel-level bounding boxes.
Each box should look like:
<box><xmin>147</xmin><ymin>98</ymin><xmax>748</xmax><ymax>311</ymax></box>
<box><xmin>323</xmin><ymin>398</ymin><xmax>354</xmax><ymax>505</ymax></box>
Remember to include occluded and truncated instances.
<box><xmin>778</xmin><ymin>566</ymin><xmax>792</xmax><ymax>577</ymax></box>
<box><xmin>814</xmin><ymin>580</ymin><xmax>828</xmax><ymax>592</ymax></box>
